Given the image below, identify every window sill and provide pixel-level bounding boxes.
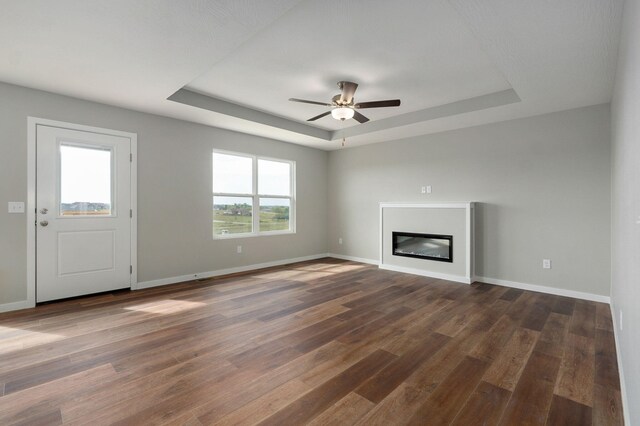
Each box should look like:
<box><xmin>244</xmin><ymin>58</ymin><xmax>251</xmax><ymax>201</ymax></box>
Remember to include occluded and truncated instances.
<box><xmin>213</xmin><ymin>230</ymin><xmax>296</xmax><ymax>240</ymax></box>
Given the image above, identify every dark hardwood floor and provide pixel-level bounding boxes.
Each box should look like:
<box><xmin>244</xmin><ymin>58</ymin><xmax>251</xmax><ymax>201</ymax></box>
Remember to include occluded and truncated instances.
<box><xmin>0</xmin><ymin>258</ymin><xmax>623</xmax><ymax>425</ymax></box>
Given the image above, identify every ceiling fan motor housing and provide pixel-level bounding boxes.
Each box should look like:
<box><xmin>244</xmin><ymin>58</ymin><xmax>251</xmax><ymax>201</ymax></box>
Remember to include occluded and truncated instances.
<box><xmin>332</xmin><ymin>94</ymin><xmax>353</xmax><ymax>106</ymax></box>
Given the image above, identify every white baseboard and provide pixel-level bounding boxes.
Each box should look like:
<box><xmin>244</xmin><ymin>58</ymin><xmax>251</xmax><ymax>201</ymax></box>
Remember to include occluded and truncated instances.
<box><xmin>327</xmin><ymin>253</ymin><xmax>378</xmax><ymax>265</ymax></box>
<box><xmin>134</xmin><ymin>253</ymin><xmax>330</xmax><ymax>290</ymax></box>
<box><xmin>379</xmin><ymin>263</ymin><xmax>471</xmax><ymax>284</ymax></box>
<box><xmin>609</xmin><ymin>302</ymin><xmax>631</xmax><ymax>426</ymax></box>
<box><xmin>0</xmin><ymin>299</ymin><xmax>34</xmax><ymax>314</ymax></box>
<box><xmin>327</xmin><ymin>256</ymin><xmax>610</xmax><ymax>303</ymax></box>
<box><xmin>474</xmin><ymin>276</ymin><xmax>610</xmax><ymax>304</ymax></box>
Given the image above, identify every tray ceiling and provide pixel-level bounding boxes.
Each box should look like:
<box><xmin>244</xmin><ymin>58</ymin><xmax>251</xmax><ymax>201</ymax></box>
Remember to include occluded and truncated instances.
<box><xmin>0</xmin><ymin>0</ymin><xmax>623</xmax><ymax>150</ymax></box>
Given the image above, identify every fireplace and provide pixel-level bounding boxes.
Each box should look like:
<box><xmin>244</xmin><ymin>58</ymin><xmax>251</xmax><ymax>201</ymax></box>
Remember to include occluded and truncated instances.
<box><xmin>392</xmin><ymin>232</ymin><xmax>453</xmax><ymax>263</ymax></box>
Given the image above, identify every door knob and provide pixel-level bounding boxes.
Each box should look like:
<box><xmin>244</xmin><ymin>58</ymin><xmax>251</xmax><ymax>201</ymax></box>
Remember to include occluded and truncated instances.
<box><xmin>40</xmin><ymin>220</ymin><xmax>49</xmax><ymax>227</ymax></box>
<box><xmin>40</xmin><ymin>208</ymin><xmax>48</xmax><ymax>214</ymax></box>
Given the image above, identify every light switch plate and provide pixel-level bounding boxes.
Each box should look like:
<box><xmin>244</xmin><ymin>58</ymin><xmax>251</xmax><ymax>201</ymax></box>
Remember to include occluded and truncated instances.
<box><xmin>8</xmin><ymin>202</ymin><xmax>25</xmax><ymax>213</ymax></box>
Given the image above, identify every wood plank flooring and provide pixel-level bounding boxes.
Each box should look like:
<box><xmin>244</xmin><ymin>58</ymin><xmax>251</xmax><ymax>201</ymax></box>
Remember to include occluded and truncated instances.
<box><xmin>0</xmin><ymin>258</ymin><xmax>623</xmax><ymax>425</ymax></box>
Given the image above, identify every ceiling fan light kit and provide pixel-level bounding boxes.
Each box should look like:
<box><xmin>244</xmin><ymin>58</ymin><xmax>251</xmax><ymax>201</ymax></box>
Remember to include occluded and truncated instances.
<box><xmin>289</xmin><ymin>80</ymin><xmax>401</xmax><ymax>124</ymax></box>
<box><xmin>331</xmin><ymin>107</ymin><xmax>355</xmax><ymax>121</ymax></box>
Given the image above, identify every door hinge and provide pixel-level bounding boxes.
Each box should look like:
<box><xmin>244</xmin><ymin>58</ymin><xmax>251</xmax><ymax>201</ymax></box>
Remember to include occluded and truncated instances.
<box><xmin>130</xmin><ymin>153</ymin><xmax>133</xmax><ymax>162</ymax></box>
<box><xmin>130</xmin><ymin>209</ymin><xmax>133</xmax><ymax>218</ymax></box>
<box><xmin>130</xmin><ymin>265</ymin><xmax>133</xmax><ymax>274</ymax></box>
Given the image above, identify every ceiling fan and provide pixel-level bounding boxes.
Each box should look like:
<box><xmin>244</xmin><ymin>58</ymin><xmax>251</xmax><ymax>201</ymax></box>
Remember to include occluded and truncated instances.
<box><xmin>289</xmin><ymin>81</ymin><xmax>401</xmax><ymax>123</ymax></box>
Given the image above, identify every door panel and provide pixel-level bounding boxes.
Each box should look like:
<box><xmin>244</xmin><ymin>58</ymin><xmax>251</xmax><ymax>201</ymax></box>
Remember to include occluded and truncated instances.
<box><xmin>36</xmin><ymin>125</ymin><xmax>132</xmax><ymax>302</ymax></box>
<box><xmin>57</xmin><ymin>230</ymin><xmax>115</xmax><ymax>275</ymax></box>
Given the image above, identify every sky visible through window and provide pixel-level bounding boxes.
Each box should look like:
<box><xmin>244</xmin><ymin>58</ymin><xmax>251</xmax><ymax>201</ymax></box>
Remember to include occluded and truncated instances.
<box><xmin>212</xmin><ymin>152</ymin><xmax>252</xmax><ymax>195</ymax></box>
<box><xmin>60</xmin><ymin>145</ymin><xmax>112</xmax><ymax>204</ymax></box>
<box><xmin>258</xmin><ymin>159</ymin><xmax>290</xmax><ymax>196</ymax></box>
<box><xmin>212</xmin><ymin>153</ymin><xmax>290</xmax><ymax>205</ymax></box>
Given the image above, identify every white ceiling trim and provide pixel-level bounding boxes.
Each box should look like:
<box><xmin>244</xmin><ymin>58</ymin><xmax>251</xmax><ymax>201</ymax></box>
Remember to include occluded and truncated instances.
<box><xmin>168</xmin><ymin>88</ymin><xmax>331</xmax><ymax>141</ymax></box>
<box><xmin>332</xmin><ymin>89</ymin><xmax>520</xmax><ymax>141</ymax></box>
<box><xmin>169</xmin><ymin>88</ymin><xmax>520</xmax><ymax>144</ymax></box>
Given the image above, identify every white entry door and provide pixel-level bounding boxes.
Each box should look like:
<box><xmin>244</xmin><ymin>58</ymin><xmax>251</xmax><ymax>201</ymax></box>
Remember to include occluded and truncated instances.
<box><xmin>36</xmin><ymin>124</ymin><xmax>133</xmax><ymax>302</ymax></box>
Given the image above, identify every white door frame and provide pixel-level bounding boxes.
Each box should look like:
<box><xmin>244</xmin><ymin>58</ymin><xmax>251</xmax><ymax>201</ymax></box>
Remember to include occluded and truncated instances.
<box><xmin>27</xmin><ymin>117</ymin><xmax>138</xmax><ymax>307</ymax></box>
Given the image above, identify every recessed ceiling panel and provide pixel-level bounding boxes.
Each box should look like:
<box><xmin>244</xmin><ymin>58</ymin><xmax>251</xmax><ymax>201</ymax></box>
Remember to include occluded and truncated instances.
<box><xmin>186</xmin><ymin>0</ymin><xmax>511</xmax><ymax>130</ymax></box>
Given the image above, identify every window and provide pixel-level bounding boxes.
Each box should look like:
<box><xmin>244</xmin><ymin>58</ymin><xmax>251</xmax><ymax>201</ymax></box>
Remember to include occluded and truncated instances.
<box><xmin>59</xmin><ymin>144</ymin><xmax>113</xmax><ymax>216</ymax></box>
<box><xmin>213</xmin><ymin>150</ymin><xmax>295</xmax><ymax>237</ymax></box>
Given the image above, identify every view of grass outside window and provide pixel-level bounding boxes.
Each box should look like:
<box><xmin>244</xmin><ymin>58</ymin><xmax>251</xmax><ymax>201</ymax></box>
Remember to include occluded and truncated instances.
<box><xmin>259</xmin><ymin>198</ymin><xmax>290</xmax><ymax>232</ymax></box>
<box><xmin>213</xmin><ymin>151</ymin><xmax>294</xmax><ymax>237</ymax></box>
<box><xmin>213</xmin><ymin>197</ymin><xmax>253</xmax><ymax>235</ymax></box>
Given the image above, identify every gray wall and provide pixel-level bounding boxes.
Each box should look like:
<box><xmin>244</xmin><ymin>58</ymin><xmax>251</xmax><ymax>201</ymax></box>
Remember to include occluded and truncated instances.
<box><xmin>328</xmin><ymin>104</ymin><xmax>611</xmax><ymax>297</ymax></box>
<box><xmin>611</xmin><ymin>0</ymin><xmax>640</xmax><ymax>422</ymax></box>
<box><xmin>0</xmin><ymin>82</ymin><xmax>328</xmax><ymax>305</ymax></box>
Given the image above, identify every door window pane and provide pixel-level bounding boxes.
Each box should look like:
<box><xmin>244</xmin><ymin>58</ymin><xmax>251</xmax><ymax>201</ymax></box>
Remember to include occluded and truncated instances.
<box><xmin>213</xmin><ymin>153</ymin><xmax>252</xmax><ymax>194</ymax></box>
<box><xmin>213</xmin><ymin>196</ymin><xmax>253</xmax><ymax>235</ymax></box>
<box><xmin>259</xmin><ymin>198</ymin><xmax>290</xmax><ymax>232</ymax></box>
<box><xmin>258</xmin><ymin>159</ymin><xmax>290</xmax><ymax>196</ymax></box>
<box><xmin>60</xmin><ymin>144</ymin><xmax>112</xmax><ymax>216</ymax></box>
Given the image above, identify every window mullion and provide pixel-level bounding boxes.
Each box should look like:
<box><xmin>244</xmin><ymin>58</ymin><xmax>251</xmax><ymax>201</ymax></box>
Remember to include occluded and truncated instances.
<box><xmin>256</xmin><ymin>194</ymin><xmax>291</xmax><ymax>199</ymax></box>
<box><xmin>212</xmin><ymin>192</ymin><xmax>253</xmax><ymax>198</ymax></box>
<box><xmin>253</xmin><ymin>156</ymin><xmax>259</xmax><ymax>234</ymax></box>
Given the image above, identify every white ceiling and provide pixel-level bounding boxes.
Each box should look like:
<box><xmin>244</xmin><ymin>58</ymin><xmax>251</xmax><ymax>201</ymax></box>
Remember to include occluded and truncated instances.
<box><xmin>0</xmin><ymin>0</ymin><xmax>623</xmax><ymax>150</ymax></box>
<box><xmin>187</xmin><ymin>0</ymin><xmax>511</xmax><ymax>131</ymax></box>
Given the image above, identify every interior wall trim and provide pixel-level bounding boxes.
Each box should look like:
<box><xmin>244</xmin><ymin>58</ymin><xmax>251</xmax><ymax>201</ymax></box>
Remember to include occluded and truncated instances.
<box><xmin>326</xmin><ymin>253</ymin><xmax>379</xmax><ymax>265</ymax></box>
<box><xmin>324</xmin><ymin>257</ymin><xmax>607</xmax><ymax>302</ymax></box>
<box><xmin>609</xmin><ymin>301</ymin><xmax>631</xmax><ymax>425</ymax></box>
<box><xmin>135</xmin><ymin>253</ymin><xmax>331</xmax><ymax>290</ymax></box>
<box><xmin>325</xmin><ymin>255</ymin><xmax>611</xmax><ymax>304</ymax></box>
<box><xmin>474</xmin><ymin>275</ymin><xmax>610</xmax><ymax>304</ymax></box>
<box><xmin>0</xmin><ymin>254</ymin><xmax>611</xmax><ymax>312</ymax></box>
<box><xmin>0</xmin><ymin>300</ymin><xmax>33</xmax><ymax>314</ymax></box>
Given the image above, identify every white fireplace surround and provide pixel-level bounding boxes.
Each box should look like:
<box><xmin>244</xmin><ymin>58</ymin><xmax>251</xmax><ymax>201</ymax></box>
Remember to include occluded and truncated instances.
<box><xmin>379</xmin><ymin>202</ymin><xmax>475</xmax><ymax>284</ymax></box>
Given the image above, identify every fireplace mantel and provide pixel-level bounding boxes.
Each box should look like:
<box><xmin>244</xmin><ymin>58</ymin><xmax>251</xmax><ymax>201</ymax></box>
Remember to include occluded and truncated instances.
<box><xmin>379</xmin><ymin>202</ymin><xmax>475</xmax><ymax>284</ymax></box>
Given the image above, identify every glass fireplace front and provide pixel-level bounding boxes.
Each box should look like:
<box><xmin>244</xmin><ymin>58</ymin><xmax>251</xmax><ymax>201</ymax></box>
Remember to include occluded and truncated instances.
<box><xmin>392</xmin><ymin>232</ymin><xmax>453</xmax><ymax>263</ymax></box>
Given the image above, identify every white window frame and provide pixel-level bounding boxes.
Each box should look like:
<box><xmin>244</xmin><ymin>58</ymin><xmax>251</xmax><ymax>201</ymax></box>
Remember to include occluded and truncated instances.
<box><xmin>212</xmin><ymin>149</ymin><xmax>296</xmax><ymax>239</ymax></box>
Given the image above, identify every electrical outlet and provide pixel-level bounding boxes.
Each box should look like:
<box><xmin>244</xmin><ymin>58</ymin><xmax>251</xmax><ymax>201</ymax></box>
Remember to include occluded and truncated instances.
<box><xmin>620</xmin><ymin>310</ymin><xmax>623</xmax><ymax>331</ymax></box>
<box><xmin>542</xmin><ymin>259</ymin><xmax>551</xmax><ymax>269</ymax></box>
<box><xmin>237</xmin><ymin>245</ymin><xmax>242</xmax><ymax>254</ymax></box>
<box><xmin>338</xmin><ymin>237</ymin><xmax>343</xmax><ymax>245</ymax></box>
<box><xmin>426</xmin><ymin>185</ymin><xmax>432</xmax><ymax>194</ymax></box>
